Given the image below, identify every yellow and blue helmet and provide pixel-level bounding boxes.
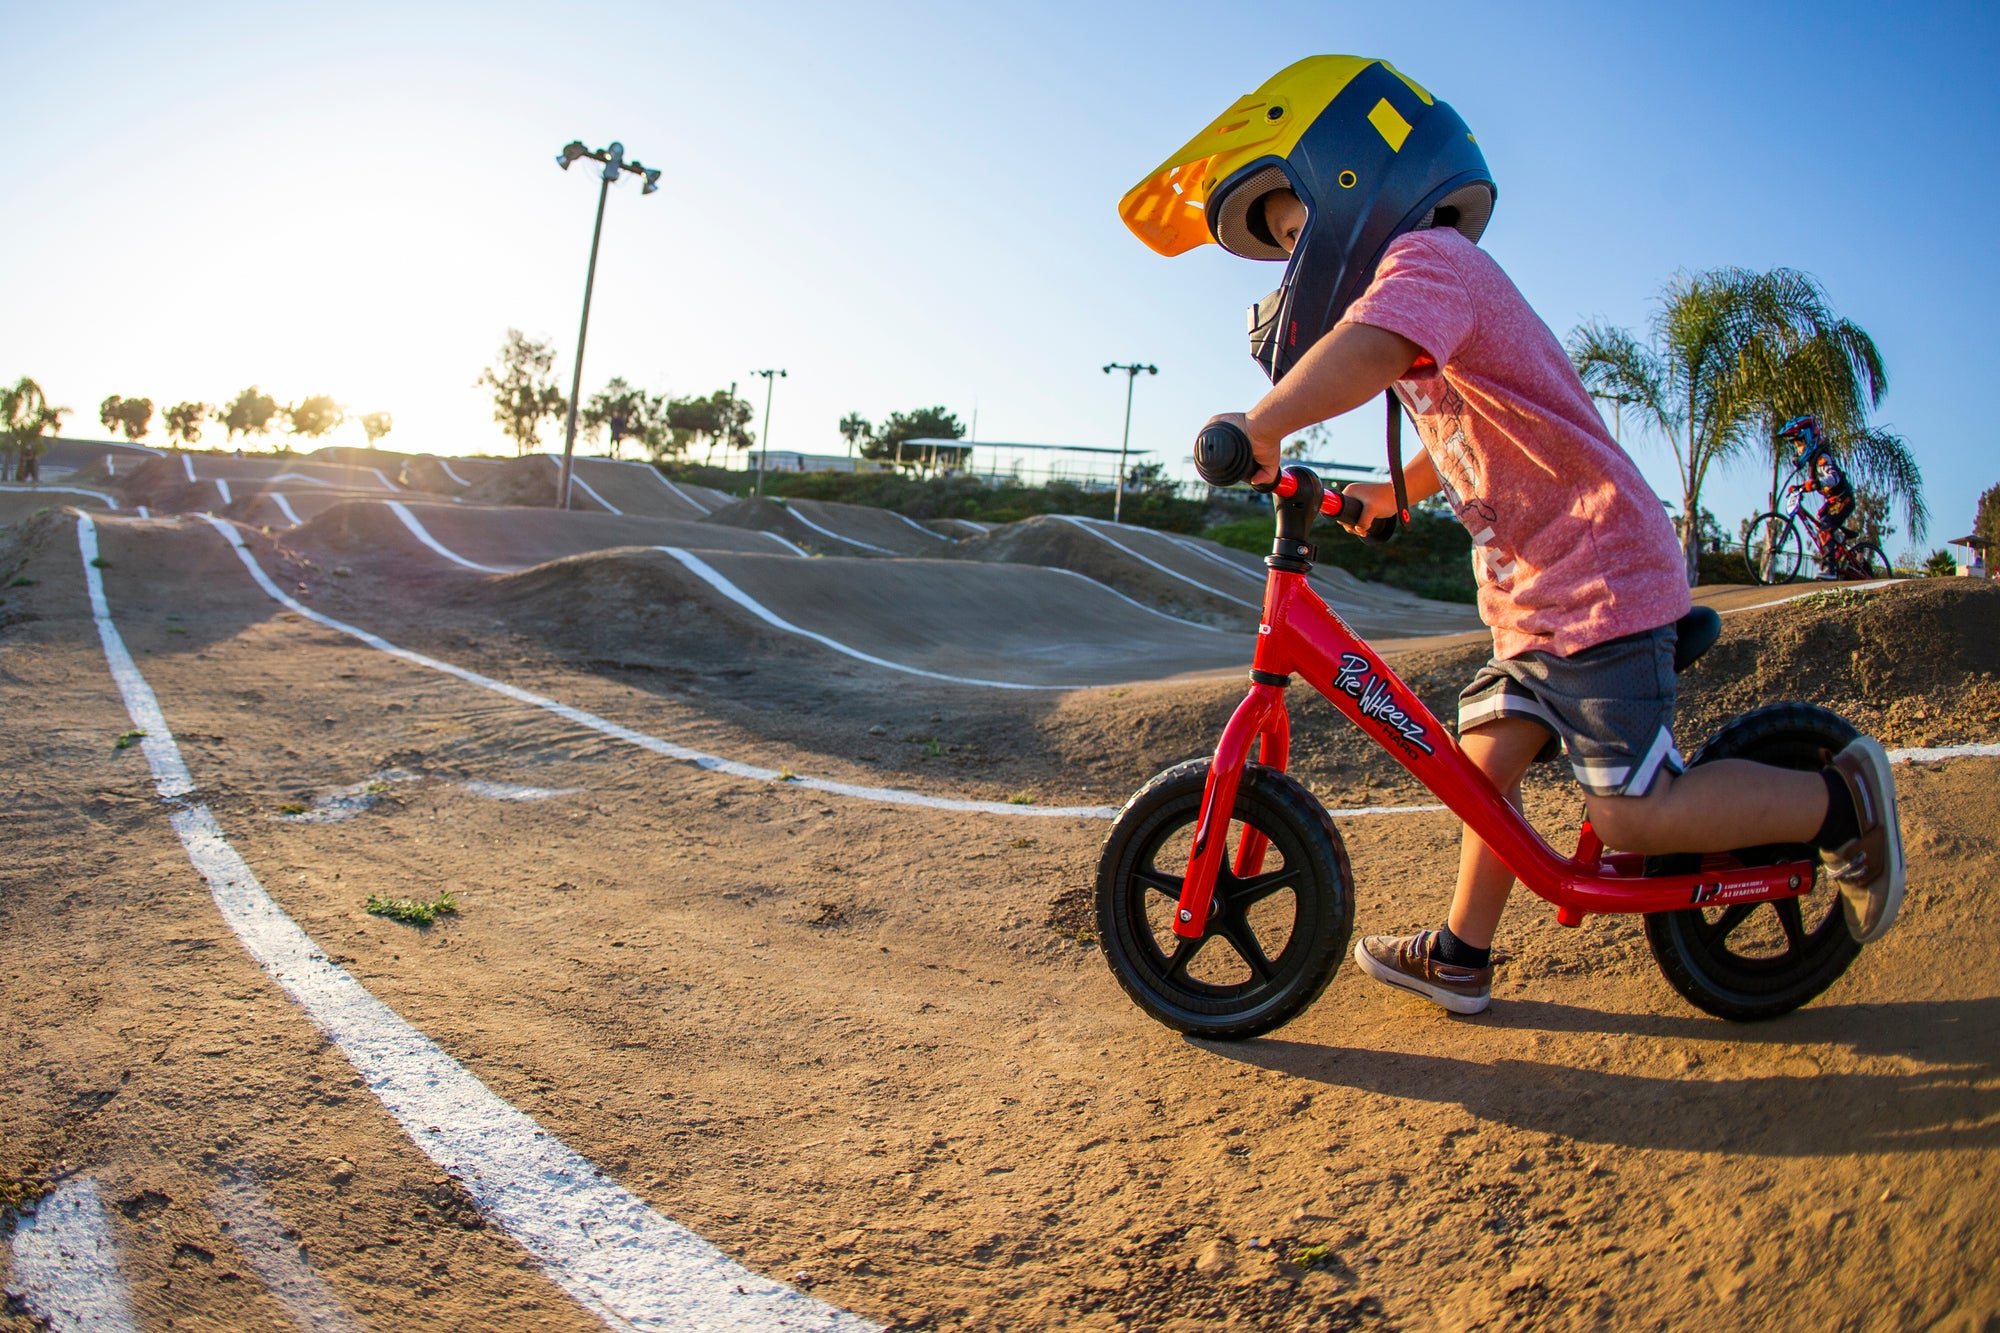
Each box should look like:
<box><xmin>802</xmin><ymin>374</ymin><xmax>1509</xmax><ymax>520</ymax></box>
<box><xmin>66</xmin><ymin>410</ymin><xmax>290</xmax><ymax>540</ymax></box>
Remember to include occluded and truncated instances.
<box><xmin>1121</xmin><ymin>56</ymin><xmax>1494</xmax><ymax>382</ymax></box>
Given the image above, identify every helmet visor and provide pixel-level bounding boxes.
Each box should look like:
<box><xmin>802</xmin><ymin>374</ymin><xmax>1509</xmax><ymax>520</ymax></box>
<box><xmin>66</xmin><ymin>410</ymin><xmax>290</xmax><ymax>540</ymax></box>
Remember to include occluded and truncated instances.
<box><xmin>1119</xmin><ymin>55</ymin><xmax>1385</xmax><ymax>257</ymax></box>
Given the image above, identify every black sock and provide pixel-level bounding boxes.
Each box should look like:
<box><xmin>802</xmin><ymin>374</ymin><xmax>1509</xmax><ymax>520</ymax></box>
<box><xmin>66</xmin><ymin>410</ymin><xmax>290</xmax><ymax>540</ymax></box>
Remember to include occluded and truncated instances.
<box><xmin>1815</xmin><ymin>768</ymin><xmax>1859</xmax><ymax>850</ymax></box>
<box><xmin>1432</xmin><ymin>923</ymin><xmax>1491</xmax><ymax>970</ymax></box>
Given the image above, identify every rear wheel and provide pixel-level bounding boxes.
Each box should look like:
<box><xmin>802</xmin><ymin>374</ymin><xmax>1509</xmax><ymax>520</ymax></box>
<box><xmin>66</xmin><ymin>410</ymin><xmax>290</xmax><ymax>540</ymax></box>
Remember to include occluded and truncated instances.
<box><xmin>1845</xmin><ymin>542</ymin><xmax>1891</xmax><ymax>581</ymax></box>
<box><xmin>1743</xmin><ymin>512</ymin><xmax>1804</xmax><ymax>584</ymax></box>
<box><xmin>1096</xmin><ymin>760</ymin><xmax>1353</xmax><ymax>1040</ymax></box>
<box><xmin>1643</xmin><ymin>703</ymin><xmax>1861</xmax><ymax>1021</ymax></box>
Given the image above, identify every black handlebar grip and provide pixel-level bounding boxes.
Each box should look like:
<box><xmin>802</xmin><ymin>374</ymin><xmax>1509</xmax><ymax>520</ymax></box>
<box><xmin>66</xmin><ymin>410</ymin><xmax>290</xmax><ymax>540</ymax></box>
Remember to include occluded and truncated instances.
<box><xmin>1328</xmin><ymin>483</ymin><xmax>1402</xmax><ymax>545</ymax></box>
<box><xmin>1193</xmin><ymin>420</ymin><xmax>1259</xmax><ymax>489</ymax></box>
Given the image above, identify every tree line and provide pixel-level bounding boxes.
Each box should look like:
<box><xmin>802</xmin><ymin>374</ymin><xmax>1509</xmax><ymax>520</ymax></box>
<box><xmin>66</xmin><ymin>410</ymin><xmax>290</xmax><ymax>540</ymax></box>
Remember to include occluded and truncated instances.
<box><xmin>92</xmin><ymin>389</ymin><xmax>392</xmax><ymax>451</ymax></box>
<box><xmin>2</xmin><ymin>375</ymin><xmax>392</xmax><ymax>477</ymax></box>
<box><xmin>480</xmin><ymin>329</ymin><xmax>972</xmax><ymax>474</ymax></box>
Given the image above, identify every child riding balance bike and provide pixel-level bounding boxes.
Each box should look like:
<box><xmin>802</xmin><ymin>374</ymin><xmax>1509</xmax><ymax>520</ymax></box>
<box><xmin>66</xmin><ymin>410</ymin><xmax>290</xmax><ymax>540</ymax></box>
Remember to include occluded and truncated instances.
<box><xmin>1095</xmin><ymin>55</ymin><xmax>1906</xmax><ymax>1037</ymax></box>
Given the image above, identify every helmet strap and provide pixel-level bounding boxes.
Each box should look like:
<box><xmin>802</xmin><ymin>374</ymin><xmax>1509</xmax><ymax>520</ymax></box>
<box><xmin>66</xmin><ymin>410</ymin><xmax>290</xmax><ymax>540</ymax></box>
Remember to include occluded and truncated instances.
<box><xmin>1385</xmin><ymin>389</ymin><xmax>1412</xmax><ymax>523</ymax></box>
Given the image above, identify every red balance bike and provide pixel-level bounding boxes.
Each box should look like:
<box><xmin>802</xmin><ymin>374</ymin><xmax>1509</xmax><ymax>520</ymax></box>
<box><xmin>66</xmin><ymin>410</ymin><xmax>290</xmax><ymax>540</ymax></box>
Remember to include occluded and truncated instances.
<box><xmin>1095</xmin><ymin>422</ymin><xmax>1864</xmax><ymax>1039</ymax></box>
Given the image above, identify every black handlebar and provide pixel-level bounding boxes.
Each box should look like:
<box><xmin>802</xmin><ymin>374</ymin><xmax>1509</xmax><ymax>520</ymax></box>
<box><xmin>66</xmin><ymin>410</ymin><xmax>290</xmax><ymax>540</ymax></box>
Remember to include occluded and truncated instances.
<box><xmin>1193</xmin><ymin>420</ymin><xmax>1399</xmax><ymax>544</ymax></box>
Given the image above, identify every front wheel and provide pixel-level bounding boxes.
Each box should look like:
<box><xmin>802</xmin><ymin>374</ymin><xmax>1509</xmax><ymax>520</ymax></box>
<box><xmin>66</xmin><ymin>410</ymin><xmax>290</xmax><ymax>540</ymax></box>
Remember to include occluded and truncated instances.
<box><xmin>1096</xmin><ymin>760</ymin><xmax>1353</xmax><ymax>1040</ymax></box>
<box><xmin>1643</xmin><ymin>703</ymin><xmax>1862</xmax><ymax>1021</ymax></box>
<box><xmin>1743</xmin><ymin>512</ymin><xmax>1804</xmax><ymax>585</ymax></box>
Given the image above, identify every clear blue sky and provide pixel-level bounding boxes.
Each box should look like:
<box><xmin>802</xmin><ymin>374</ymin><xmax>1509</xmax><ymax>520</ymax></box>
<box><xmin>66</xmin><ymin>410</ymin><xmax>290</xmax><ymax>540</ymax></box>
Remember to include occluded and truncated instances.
<box><xmin>5</xmin><ymin>0</ymin><xmax>1994</xmax><ymax>554</ymax></box>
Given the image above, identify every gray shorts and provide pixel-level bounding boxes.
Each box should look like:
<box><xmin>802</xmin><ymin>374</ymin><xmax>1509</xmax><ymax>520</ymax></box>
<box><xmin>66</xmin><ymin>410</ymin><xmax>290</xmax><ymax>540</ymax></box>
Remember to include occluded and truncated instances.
<box><xmin>1457</xmin><ymin>625</ymin><xmax>1683</xmax><ymax>797</ymax></box>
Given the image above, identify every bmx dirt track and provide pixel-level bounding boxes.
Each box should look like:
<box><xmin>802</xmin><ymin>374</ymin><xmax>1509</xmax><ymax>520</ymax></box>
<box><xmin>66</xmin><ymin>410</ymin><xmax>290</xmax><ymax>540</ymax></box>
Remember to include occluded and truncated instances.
<box><xmin>1</xmin><ymin>500</ymin><xmax>1996</xmax><ymax>1333</ymax></box>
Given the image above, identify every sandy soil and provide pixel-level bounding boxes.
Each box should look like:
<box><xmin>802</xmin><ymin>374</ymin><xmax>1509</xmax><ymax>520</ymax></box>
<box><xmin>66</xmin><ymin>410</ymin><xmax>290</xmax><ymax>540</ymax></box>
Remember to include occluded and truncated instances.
<box><xmin>1</xmin><ymin>508</ymin><xmax>1996</xmax><ymax>1333</ymax></box>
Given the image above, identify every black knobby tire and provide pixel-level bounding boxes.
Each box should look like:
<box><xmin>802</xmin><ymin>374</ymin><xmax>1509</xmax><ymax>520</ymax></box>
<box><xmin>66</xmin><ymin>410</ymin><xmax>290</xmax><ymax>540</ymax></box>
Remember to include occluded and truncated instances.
<box><xmin>1743</xmin><ymin>512</ymin><xmax>1804</xmax><ymax>585</ymax></box>
<box><xmin>1846</xmin><ymin>542</ymin><xmax>1891</xmax><ymax>581</ymax></box>
<box><xmin>1643</xmin><ymin>703</ymin><xmax>1861</xmax><ymax>1021</ymax></box>
<box><xmin>1096</xmin><ymin>760</ymin><xmax>1353</xmax><ymax>1040</ymax></box>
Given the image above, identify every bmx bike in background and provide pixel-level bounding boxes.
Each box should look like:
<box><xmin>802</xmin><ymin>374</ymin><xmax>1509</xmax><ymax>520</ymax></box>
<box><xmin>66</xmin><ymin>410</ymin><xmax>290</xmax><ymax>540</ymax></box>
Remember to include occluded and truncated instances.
<box><xmin>1095</xmin><ymin>421</ymin><xmax>1867</xmax><ymax>1041</ymax></box>
<box><xmin>1743</xmin><ymin>470</ymin><xmax>1892</xmax><ymax>585</ymax></box>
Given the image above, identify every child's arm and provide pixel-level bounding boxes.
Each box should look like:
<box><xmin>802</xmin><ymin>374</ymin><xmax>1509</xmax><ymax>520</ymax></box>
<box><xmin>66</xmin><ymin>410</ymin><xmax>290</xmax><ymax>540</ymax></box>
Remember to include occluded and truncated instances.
<box><xmin>1204</xmin><ymin>321</ymin><xmax>1438</xmax><ymax>530</ymax></box>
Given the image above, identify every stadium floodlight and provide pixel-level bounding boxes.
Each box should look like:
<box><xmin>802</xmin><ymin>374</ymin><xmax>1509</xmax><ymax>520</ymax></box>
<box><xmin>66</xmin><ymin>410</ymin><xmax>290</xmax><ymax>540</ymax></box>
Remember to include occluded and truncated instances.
<box><xmin>1103</xmin><ymin>361</ymin><xmax>1158</xmax><ymax>523</ymax></box>
<box><xmin>551</xmin><ymin>138</ymin><xmax>662</xmax><ymax>509</ymax></box>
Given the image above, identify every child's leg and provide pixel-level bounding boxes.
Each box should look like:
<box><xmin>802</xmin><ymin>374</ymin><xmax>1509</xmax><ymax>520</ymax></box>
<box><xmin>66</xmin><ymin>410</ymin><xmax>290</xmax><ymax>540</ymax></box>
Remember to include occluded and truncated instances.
<box><xmin>1446</xmin><ymin>716</ymin><xmax>1552</xmax><ymax>950</ymax></box>
<box><xmin>1583</xmin><ymin>759</ymin><xmax>1823</xmax><ymax>854</ymax></box>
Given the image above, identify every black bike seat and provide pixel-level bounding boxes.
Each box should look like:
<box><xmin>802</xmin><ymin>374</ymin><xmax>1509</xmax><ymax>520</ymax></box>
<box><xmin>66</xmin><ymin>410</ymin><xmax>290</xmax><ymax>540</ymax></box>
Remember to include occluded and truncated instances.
<box><xmin>1673</xmin><ymin>605</ymin><xmax>1721</xmax><ymax>673</ymax></box>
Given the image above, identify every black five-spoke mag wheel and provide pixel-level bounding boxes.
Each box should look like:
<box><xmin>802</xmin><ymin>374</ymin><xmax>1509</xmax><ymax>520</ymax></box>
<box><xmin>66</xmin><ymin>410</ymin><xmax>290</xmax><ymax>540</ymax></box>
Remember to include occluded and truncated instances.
<box><xmin>1644</xmin><ymin>703</ymin><xmax>1863</xmax><ymax>1021</ymax></box>
<box><xmin>1096</xmin><ymin>760</ymin><xmax>1353</xmax><ymax>1039</ymax></box>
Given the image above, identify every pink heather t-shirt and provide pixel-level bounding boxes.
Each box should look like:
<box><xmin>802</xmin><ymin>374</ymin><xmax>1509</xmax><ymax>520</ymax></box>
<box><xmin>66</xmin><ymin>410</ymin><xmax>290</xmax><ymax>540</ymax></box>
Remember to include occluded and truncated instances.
<box><xmin>1341</xmin><ymin>229</ymin><xmax>1690</xmax><ymax>660</ymax></box>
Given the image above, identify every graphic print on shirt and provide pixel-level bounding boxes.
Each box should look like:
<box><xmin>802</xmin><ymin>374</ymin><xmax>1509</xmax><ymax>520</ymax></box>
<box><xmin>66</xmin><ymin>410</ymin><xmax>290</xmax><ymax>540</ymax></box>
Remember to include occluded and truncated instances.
<box><xmin>1396</xmin><ymin>379</ymin><xmax>1517</xmax><ymax>591</ymax></box>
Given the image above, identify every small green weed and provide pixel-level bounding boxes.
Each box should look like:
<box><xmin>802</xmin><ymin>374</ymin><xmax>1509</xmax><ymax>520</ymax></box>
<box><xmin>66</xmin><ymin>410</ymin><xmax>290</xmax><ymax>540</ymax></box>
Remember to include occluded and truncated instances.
<box><xmin>89</xmin><ymin>556</ymin><xmax>110</xmax><ymax>569</ymax></box>
<box><xmin>114</xmin><ymin>729</ymin><xmax>146</xmax><ymax>750</ymax></box>
<box><xmin>777</xmin><ymin>766</ymin><xmax>798</xmax><ymax>781</ymax></box>
<box><xmin>1291</xmin><ymin>1242</ymin><xmax>1336</xmax><ymax>1270</ymax></box>
<box><xmin>921</xmin><ymin>737</ymin><xmax>948</xmax><ymax>757</ymax></box>
<box><xmin>0</xmin><ymin>1169</ymin><xmax>48</xmax><ymax>1212</ymax></box>
<box><xmin>364</xmin><ymin>781</ymin><xmax>390</xmax><ymax>795</ymax></box>
<box><xmin>1007</xmin><ymin>791</ymin><xmax>1037</xmax><ymax>805</ymax></box>
<box><xmin>5</xmin><ymin>576</ymin><xmax>32</xmax><ymax>588</ymax></box>
<box><xmin>1796</xmin><ymin>587</ymin><xmax>1879</xmax><ymax>612</ymax></box>
<box><xmin>365</xmin><ymin>890</ymin><xmax>459</xmax><ymax>925</ymax></box>
<box><xmin>1054</xmin><ymin>925</ymin><xmax>1097</xmax><ymax>949</ymax></box>
<box><xmin>166</xmin><ymin>626</ymin><xmax>188</xmax><ymax>635</ymax></box>
<box><xmin>276</xmin><ymin>801</ymin><xmax>309</xmax><ymax>815</ymax></box>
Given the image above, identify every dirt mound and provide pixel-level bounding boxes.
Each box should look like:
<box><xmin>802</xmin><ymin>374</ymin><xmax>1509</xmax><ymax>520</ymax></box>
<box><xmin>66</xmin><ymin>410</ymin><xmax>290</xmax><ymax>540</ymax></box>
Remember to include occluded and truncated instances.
<box><xmin>306</xmin><ymin>445</ymin><xmax>419</xmax><ymax>471</ymax></box>
<box><xmin>463</xmin><ymin>455</ymin><xmax>560</xmax><ymax>508</ymax></box>
<box><xmin>484</xmin><ymin>547</ymin><xmax>815</xmax><ymax>676</ymax></box>
<box><xmin>700</xmin><ymin>496</ymin><xmax>840</xmax><ymax>553</ymax></box>
<box><xmin>399</xmin><ymin>456</ymin><xmax>467</xmax><ymax>493</ymax></box>
<box><xmin>949</xmin><ymin>514</ymin><xmax>1253</xmax><ymax>626</ymax></box>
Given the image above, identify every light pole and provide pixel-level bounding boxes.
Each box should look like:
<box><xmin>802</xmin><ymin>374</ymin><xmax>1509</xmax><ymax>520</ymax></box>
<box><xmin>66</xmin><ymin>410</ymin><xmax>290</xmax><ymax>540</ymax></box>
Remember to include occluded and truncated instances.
<box><xmin>752</xmin><ymin>368</ymin><xmax>786</xmax><ymax>495</ymax></box>
<box><xmin>1103</xmin><ymin>362</ymin><xmax>1157</xmax><ymax>524</ymax></box>
<box><xmin>554</xmin><ymin>139</ymin><xmax>660</xmax><ymax>510</ymax></box>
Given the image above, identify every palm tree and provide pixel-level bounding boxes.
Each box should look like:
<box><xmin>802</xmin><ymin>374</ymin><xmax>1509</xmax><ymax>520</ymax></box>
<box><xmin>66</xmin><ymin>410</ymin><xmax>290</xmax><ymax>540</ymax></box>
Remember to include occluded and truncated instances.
<box><xmin>1</xmin><ymin>377</ymin><xmax>69</xmax><ymax>483</ymax></box>
<box><xmin>1569</xmin><ymin>267</ymin><xmax>1893</xmax><ymax>585</ymax></box>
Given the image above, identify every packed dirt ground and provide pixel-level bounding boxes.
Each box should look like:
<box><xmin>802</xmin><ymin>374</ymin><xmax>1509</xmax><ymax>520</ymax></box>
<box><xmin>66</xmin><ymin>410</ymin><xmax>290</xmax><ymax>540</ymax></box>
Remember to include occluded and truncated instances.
<box><xmin>2</xmin><ymin>493</ymin><xmax>1996</xmax><ymax>1332</ymax></box>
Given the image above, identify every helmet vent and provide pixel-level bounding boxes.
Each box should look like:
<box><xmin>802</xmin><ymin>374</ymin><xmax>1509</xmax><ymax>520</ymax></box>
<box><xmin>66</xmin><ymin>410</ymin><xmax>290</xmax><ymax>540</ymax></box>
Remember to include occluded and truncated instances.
<box><xmin>1211</xmin><ymin>164</ymin><xmax>1296</xmax><ymax>261</ymax></box>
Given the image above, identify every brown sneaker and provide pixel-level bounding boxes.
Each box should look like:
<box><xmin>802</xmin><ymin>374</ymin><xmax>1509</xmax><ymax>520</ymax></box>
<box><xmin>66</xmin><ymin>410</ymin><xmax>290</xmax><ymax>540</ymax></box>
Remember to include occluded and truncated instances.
<box><xmin>1825</xmin><ymin>737</ymin><xmax>1906</xmax><ymax>943</ymax></box>
<box><xmin>1353</xmin><ymin>931</ymin><xmax>1491</xmax><ymax>1015</ymax></box>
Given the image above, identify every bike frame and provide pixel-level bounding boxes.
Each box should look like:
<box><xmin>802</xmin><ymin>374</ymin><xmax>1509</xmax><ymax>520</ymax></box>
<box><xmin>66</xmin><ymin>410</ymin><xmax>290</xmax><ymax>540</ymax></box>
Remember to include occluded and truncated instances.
<box><xmin>1172</xmin><ymin>564</ymin><xmax>1818</xmax><ymax>941</ymax></box>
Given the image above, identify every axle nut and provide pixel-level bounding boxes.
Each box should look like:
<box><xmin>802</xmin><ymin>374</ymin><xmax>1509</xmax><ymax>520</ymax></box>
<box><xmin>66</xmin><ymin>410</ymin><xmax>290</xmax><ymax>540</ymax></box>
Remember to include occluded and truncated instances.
<box><xmin>1788</xmin><ymin>874</ymin><xmax>1801</xmax><ymax>890</ymax></box>
<box><xmin>1178</xmin><ymin>909</ymin><xmax>1193</xmax><ymax>923</ymax></box>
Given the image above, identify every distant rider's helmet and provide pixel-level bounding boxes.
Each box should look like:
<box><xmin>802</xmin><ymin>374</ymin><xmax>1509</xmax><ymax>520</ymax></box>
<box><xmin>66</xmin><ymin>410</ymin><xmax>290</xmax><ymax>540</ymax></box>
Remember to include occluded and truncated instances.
<box><xmin>1119</xmin><ymin>55</ymin><xmax>1495</xmax><ymax>384</ymax></box>
<box><xmin>1778</xmin><ymin>414</ymin><xmax>1821</xmax><ymax>456</ymax></box>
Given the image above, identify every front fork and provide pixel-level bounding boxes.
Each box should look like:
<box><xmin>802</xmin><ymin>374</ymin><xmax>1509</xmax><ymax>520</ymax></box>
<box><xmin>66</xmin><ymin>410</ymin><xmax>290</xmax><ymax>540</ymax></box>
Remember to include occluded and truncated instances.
<box><xmin>1173</xmin><ymin>682</ymin><xmax>1290</xmax><ymax>939</ymax></box>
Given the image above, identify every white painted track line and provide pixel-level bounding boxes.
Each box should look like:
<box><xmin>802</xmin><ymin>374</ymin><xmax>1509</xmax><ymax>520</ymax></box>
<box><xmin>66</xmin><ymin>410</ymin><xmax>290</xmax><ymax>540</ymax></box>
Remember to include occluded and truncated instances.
<box><xmin>785</xmin><ymin>504</ymin><xmax>895</xmax><ymax>554</ymax></box>
<box><xmin>210</xmin><ymin>1177</ymin><xmax>363</xmax><ymax>1332</ymax></box>
<box><xmin>387</xmin><ymin>502</ymin><xmax>518</xmax><ymax>573</ymax></box>
<box><xmin>367</xmin><ymin>466</ymin><xmax>402</xmax><ymax>493</ymax></box>
<box><xmin>1717</xmin><ymin>580</ymin><xmax>1897</xmax><ymax>615</ymax></box>
<box><xmin>570</xmin><ymin>473</ymin><xmax>622</xmax><ymax>514</ymax></box>
<box><xmin>599</xmin><ymin>457</ymin><xmax>715</xmax><ymax>516</ymax></box>
<box><xmin>1051</xmin><ymin>515</ymin><xmax>1259</xmax><ymax>609</ymax></box>
<box><xmin>79</xmin><ymin>514</ymin><xmax>881</xmax><ymax>1333</ymax></box>
<box><xmin>755</xmin><ymin>529</ymin><xmax>811</xmax><ymax>557</ymax></box>
<box><xmin>1890</xmin><ymin>741</ymin><xmax>2000</xmax><ymax>763</ymax></box>
<box><xmin>659</xmin><ymin>547</ymin><xmax>1080</xmax><ymax>691</ymax></box>
<box><xmin>1041</xmin><ymin>567</ymin><xmax>1223</xmax><ymax>632</ymax></box>
<box><xmin>270</xmin><ymin>492</ymin><xmax>303</xmax><ymax>526</ymax></box>
<box><xmin>216</xmin><ymin>478</ymin><xmax>234</xmax><ymax>506</ymax></box>
<box><xmin>195</xmin><ymin>514</ymin><xmax>1120</xmax><ymax>817</ymax></box>
<box><xmin>0</xmin><ymin>483</ymin><xmax>119</xmax><ymax>509</ymax></box>
<box><xmin>438</xmin><ymin>458</ymin><xmax>471</xmax><ymax>487</ymax></box>
<box><xmin>888</xmin><ymin>509</ymin><xmax>953</xmax><ymax>542</ymax></box>
<box><xmin>183</xmin><ymin>453</ymin><xmax>198</xmax><ymax>482</ymax></box>
<box><xmin>271</xmin><ymin>471</ymin><xmax>335</xmax><ymax>487</ymax></box>
<box><xmin>5</xmin><ymin>1177</ymin><xmax>140</xmax><ymax>1333</ymax></box>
